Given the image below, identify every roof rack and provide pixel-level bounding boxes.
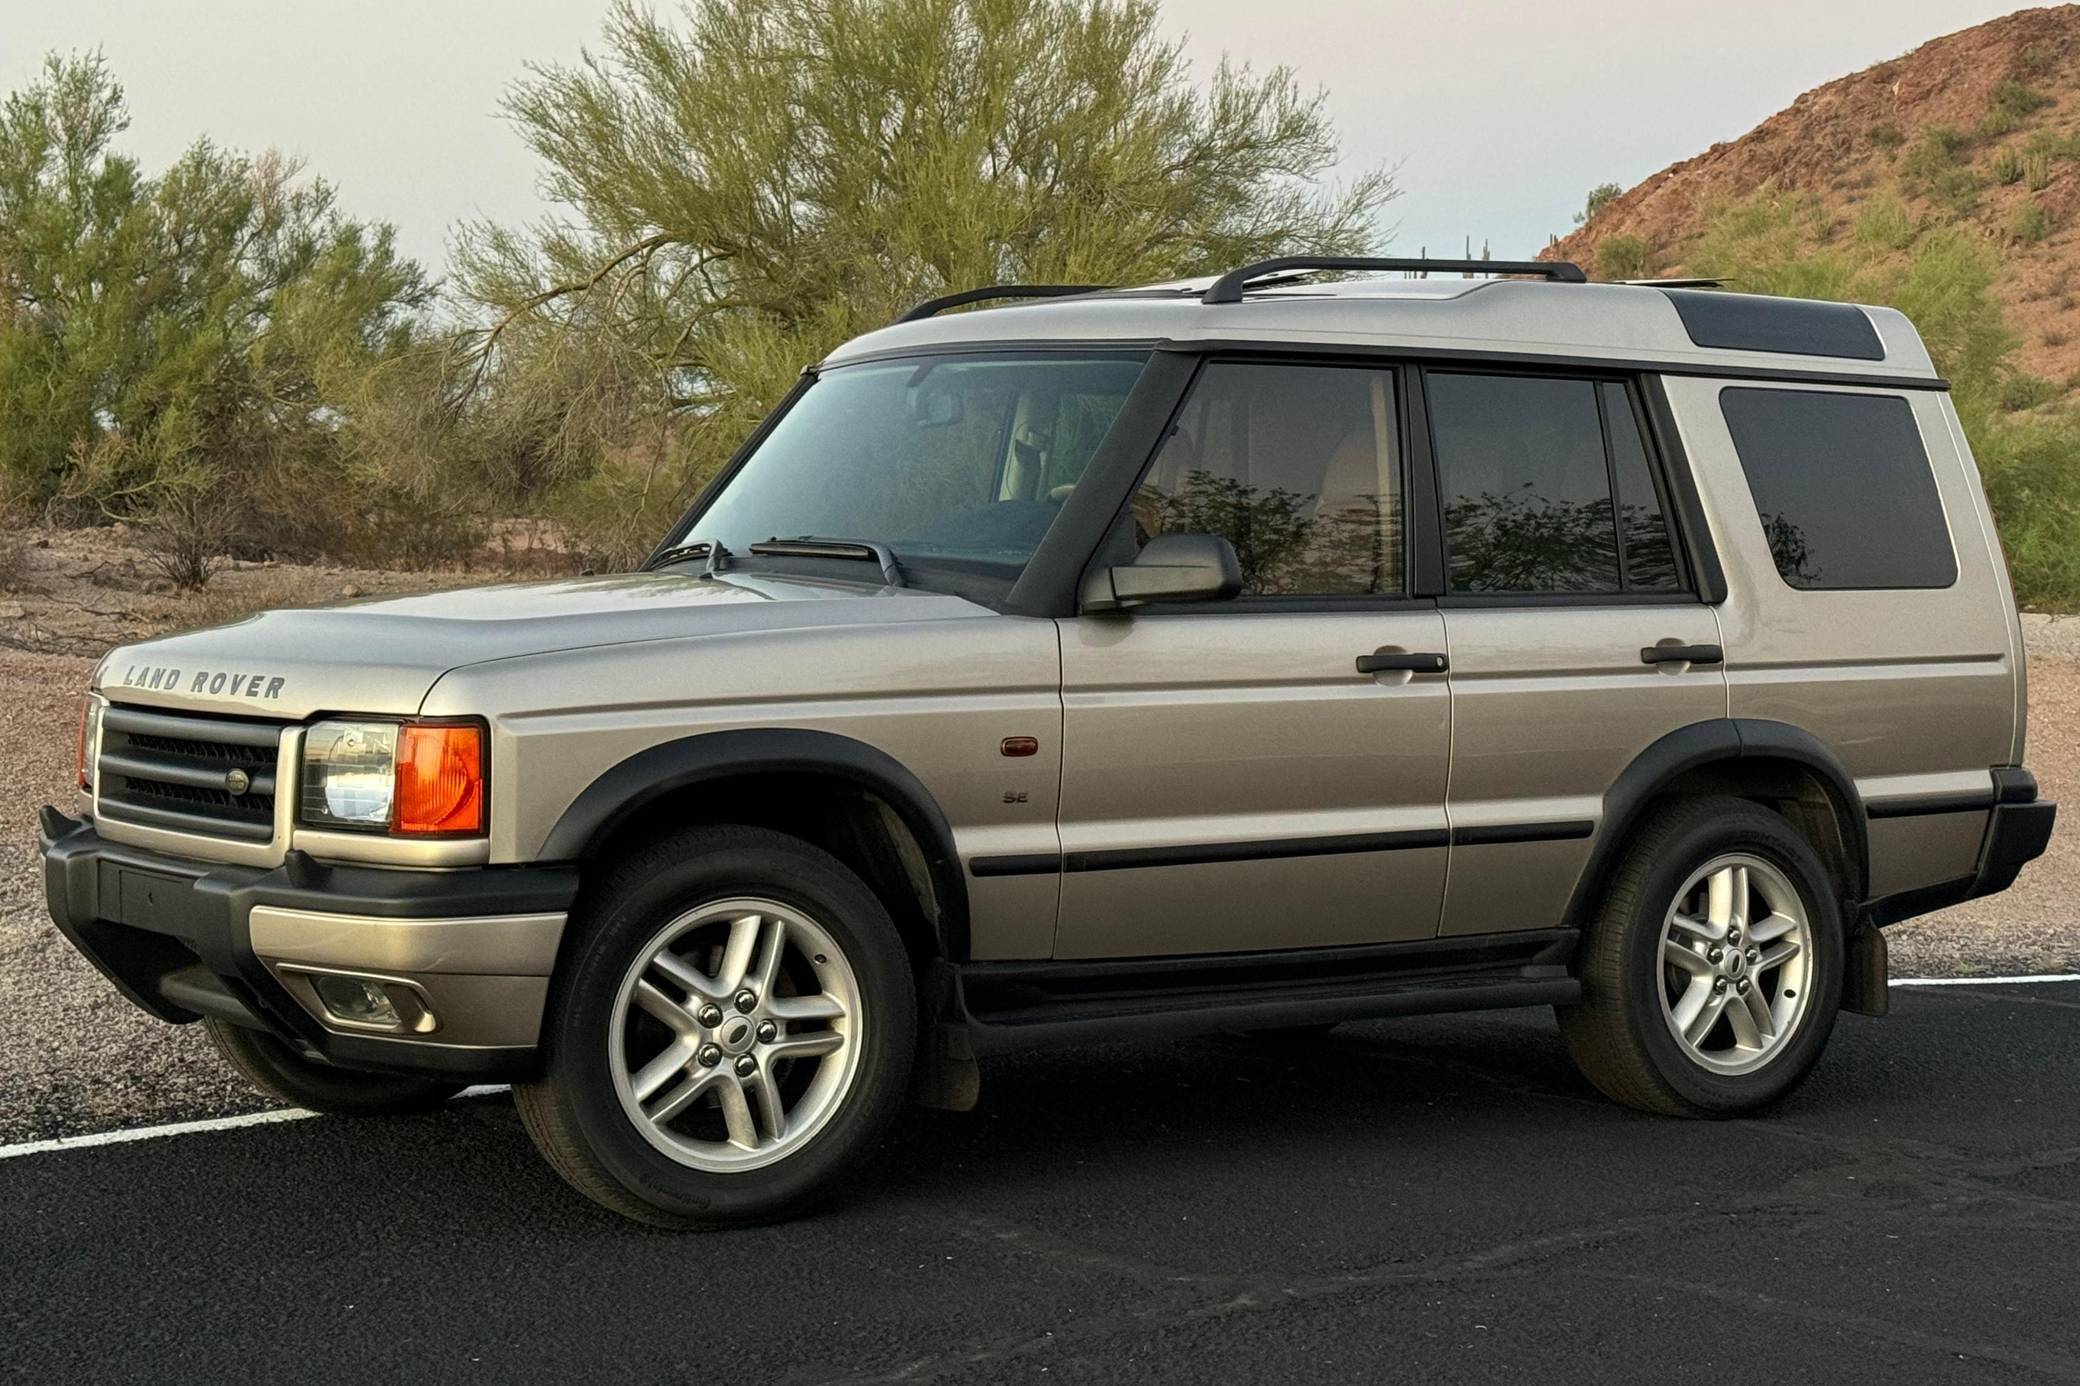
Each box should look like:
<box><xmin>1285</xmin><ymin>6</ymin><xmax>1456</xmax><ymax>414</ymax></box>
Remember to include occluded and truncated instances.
<box><xmin>1201</xmin><ymin>256</ymin><xmax>1586</xmax><ymax>304</ymax></box>
<box><xmin>894</xmin><ymin>283</ymin><xmax>1108</xmax><ymax>324</ymax></box>
<box><xmin>1623</xmin><ymin>277</ymin><xmax>1726</xmax><ymax>289</ymax></box>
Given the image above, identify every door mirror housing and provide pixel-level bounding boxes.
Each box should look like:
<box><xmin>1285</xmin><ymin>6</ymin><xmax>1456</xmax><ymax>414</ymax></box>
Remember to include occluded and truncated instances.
<box><xmin>1080</xmin><ymin>533</ymin><xmax>1243</xmax><ymax>613</ymax></box>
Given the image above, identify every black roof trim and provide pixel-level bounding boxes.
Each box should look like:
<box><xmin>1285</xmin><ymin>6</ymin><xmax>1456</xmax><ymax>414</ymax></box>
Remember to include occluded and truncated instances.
<box><xmin>1203</xmin><ymin>256</ymin><xmax>1585</xmax><ymax>304</ymax></box>
<box><xmin>1662</xmin><ymin>289</ymin><xmax>1885</xmax><ymax>361</ymax></box>
<box><xmin>894</xmin><ymin>284</ymin><xmax>1108</xmax><ymax>324</ymax></box>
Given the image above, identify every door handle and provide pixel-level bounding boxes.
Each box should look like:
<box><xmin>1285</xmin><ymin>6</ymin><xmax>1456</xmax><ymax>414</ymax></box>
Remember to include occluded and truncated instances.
<box><xmin>1640</xmin><ymin>643</ymin><xmax>1723</xmax><ymax>666</ymax></box>
<box><xmin>1357</xmin><ymin>652</ymin><xmax>1449</xmax><ymax>675</ymax></box>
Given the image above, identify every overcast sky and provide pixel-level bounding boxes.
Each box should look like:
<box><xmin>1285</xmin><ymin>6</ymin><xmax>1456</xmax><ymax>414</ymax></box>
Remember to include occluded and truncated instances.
<box><xmin>0</xmin><ymin>0</ymin><xmax>2035</xmax><ymax>278</ymax></box>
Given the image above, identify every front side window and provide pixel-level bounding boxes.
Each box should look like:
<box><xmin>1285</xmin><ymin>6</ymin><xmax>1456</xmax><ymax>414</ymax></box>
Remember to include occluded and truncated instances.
<box><xmin>684</xmin><ymin>352</ymin><xmax>1147</xmax><ymax>595</ymax></box>
<box><xmin>1430</xmin><ymin>372</ymin><xmax>1684</xmax><ymax>595</ymax></box>
<box><xmin>1719</xmin><ymin>387</ymin><xmax>1956</xmax><ymax>590</ymax></box>
<box><xmin>1132</xmin><ymin>361</ymin><xmax>1403</xmax><ymax>597</ymax></box>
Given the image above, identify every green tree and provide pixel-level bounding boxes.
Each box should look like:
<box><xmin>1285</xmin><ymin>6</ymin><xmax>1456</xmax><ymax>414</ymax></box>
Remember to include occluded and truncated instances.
<box><xmin>458</xmin><ymin>0</ymin><xmax>1399</xmax><ymax>564</ymax></box>
<box><xmin>0</xmin><ymin>53</ymin><xmax>434</xmax><ymax>578</ymax></box>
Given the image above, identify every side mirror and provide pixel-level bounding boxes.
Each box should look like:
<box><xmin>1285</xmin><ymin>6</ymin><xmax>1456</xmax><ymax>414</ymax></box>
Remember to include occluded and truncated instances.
<box><xmin>1080</xmin><ymin>533</ymin><xmax>1243</xmax><ymax>613</ymax></box>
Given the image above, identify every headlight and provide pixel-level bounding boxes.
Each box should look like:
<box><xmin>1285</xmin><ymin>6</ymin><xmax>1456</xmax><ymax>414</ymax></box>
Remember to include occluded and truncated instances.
<box><xmin>301</xmin><ymin>721</ymin><xmax>399</xmax><ymax>829</ymax></box>
<box><xmin>76</xmin><ymin>694</ymin><xmax>104</xmax><ymax>792</ymax></box>
<box><xmin>300</xmin><ymin>719</ymin><xmax>487</xmax><ymax>837</ymax></box>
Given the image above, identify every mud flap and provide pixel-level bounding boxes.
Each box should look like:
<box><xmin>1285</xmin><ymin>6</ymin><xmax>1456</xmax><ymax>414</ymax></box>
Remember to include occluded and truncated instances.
<box><xmin>910</xmin><ymin>961</ymin><xmax>980</xmax><ymax>1111</ymax></box>
<box><xmin>1841</xmin><ymin>920</ymin><xmax>1890</xmax><ymax>1018</ymax></box>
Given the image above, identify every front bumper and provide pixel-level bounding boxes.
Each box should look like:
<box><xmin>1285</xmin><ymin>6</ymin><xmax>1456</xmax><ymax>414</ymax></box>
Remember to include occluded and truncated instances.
<box><xmin>39</xmin><ymin>808</ymin><xmax>578</xmax><ymax>1081</ymax></box>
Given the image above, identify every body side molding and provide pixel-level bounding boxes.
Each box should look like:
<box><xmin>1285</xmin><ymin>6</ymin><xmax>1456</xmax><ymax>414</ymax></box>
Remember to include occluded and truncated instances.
<box><xmin>538</xmin><ymin>728</ymin><xmax>972</xmax><ymax>960</ymax></box>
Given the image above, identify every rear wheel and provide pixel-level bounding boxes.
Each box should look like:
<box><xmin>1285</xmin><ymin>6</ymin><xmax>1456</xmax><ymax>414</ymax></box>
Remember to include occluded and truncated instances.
<box><xmin>516</xmin><ymin>825</ymin><xmax>916</xmax><ymax>1228</ymax></box>
<box><xmin>1559</xmin><ymin>796</ymin><xmax>1843</xmax><ymax>1117</ymax></box>
<box><xmin>204</xmin><ymin>1018</ymin><xmax>463</xmax><ymax>1116</ymax></box>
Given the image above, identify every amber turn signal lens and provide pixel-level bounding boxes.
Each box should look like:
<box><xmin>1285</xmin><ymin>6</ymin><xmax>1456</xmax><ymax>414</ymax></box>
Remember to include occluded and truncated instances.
<box><xmin>393</xmin><ymin>722</ymin><xmax>485</xmax><ymax>836</ymax></box>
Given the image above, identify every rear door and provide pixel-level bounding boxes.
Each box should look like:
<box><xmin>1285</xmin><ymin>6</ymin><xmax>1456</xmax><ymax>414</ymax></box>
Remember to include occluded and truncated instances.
<box><xmin>1052</xmin><ymin>359</ymin><xmax>1453</xmax><ymax>958</ymax></box>
<box><xmin>1422</xmin><ymin>369</ymin><xmax>1728</xmax><ymax>936</ymax></box>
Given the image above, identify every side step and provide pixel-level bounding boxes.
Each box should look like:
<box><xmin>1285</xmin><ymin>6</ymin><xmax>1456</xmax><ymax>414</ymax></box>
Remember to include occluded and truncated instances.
<box><xmin>955</xmin><ymin>929</ymin><xmax>1580</xmax><ymax>1055</ymax></box>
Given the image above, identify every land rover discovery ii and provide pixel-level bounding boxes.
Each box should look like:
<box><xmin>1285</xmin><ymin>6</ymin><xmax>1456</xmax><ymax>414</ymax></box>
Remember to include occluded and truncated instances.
<box><xmin>41</xmin><ymin>257</ymin><xmax>2056</xmax><ymax>1227</ymax></box>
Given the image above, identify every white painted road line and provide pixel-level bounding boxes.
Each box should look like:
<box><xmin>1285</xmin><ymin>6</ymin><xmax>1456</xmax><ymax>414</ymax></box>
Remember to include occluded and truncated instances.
<box><xmin>2</xmin><ymin>976</ymin><xmax>2076</xmax><ymax>1164</ymax></box>
<box><xmin>0</xmin><ymin>1085</ymin><xmax>512</xmax><ymax>1161</ymax></box>
<box><xmin>1892</xmin><ymin>973</ymin><xmax>2080</xmax><ymax>987</ymax></box>
<box><xmin>0</xmin><ymin>1106</ymin><xmax>317</xmax><ymax>1159</ymax></box>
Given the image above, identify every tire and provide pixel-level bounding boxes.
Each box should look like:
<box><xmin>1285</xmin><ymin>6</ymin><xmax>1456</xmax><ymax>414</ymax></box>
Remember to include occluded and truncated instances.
<box><xmin>515</xmin><ymin>824</ymin><xmax>917</xmax><ymax>1229</ymax></box>
<box><xmin>204</xmin><ymin>1018</ymin><xmax>464</xmax><ymax>1116</ymax></box>
<box><xmin>1559</xmin><ymin>795</ymin><xmax>1844</xmax><ymax>1117</ymax></box>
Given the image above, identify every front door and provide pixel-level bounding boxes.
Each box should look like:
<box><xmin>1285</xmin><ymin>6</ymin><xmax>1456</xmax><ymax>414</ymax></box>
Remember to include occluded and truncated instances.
<box><xmin>1053</xmin><ymin>359</ymin><xmax>1452</xmax><ymax>958</ymax></box>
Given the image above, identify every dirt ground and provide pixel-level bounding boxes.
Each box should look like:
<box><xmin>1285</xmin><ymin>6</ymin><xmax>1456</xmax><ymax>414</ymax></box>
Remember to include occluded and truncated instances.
<box><xmin>1</xmin><ymin>529</ymin><xmax>2074</xmax><ymax>1140</ymax></box>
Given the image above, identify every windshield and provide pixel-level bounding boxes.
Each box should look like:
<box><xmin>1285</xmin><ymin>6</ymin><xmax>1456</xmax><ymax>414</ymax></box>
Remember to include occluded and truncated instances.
<box><xmin>674</xmin><ymin>352</ymin><xmax>1148</xmax><ymax>598</ymax></box>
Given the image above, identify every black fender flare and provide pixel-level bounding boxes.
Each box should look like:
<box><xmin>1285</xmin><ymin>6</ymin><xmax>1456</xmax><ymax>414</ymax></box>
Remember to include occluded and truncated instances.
<box><xmin>1562</xmin><ymin>718</ymin><xmax>1870</xmax><ymax>929</ymax></box>
<box><xmin>539</xmin><ymin>728</ymin><xmax>971</xmax><ymax>960</ymax></box>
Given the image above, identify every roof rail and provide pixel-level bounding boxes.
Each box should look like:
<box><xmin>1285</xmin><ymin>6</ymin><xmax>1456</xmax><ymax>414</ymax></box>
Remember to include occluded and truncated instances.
<box><xmin>1623</xmin><ymin>277</ymin><xmax>1726</xmax><ymax>289</ymax></box>
<box><xmin>894</xmin><ymin>283</ymin><xmax>1108</xmax><ymax>324</ymax></box>
<box><xmin>1201</xmin><ymin>256</ymin><xmax>1586</xmax><ymax>304</ymax></box>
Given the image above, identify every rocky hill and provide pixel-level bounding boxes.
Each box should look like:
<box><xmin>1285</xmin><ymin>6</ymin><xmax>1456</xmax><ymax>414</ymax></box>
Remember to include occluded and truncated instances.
<box><xmin>1548</xmin><ymin>5</ymin><xmax>2080</xmax><ymax>389</ymax></box>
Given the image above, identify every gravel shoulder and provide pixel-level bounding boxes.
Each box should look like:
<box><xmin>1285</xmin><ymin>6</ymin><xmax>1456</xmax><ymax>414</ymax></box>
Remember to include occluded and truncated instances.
<box><xmin>3</xmin><ymin>565</ymin><xmax>2074</xmax><ymax>1143</ymax></box>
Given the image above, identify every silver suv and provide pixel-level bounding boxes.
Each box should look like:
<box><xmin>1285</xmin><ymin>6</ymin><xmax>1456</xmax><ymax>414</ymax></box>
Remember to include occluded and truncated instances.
<box><xmin>41</xmin><ymin>258</ymin><xmax>2057</xmax><ymax>1227</ymax></box>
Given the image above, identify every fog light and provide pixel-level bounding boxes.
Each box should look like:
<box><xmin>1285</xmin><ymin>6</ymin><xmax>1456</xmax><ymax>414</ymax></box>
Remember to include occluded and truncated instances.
<box><xmin>312</xmin><ymin>974</ymin><xmax>401</xmax><ymax>1028</ymax></box>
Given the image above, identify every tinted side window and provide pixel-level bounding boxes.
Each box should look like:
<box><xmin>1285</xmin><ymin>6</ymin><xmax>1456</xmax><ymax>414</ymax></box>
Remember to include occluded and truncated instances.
<box><xmin>1603</xmin><ymin>383</ymin><xmax>1682</xmax><ymax>591</ymax></box>
<box><xmin>1719</xmin><ymin>389</ymin><xmax>1956</xmax><ymax>590</ymax></box>
<box><xmin>1430</xmin><ymin>374</ymin><xmax>1617</xmax><ymax>592</ymax></box>
<box><xmin>1135</xmin><ymin>362</ymin><xmax>1403</xmax><ymax>596</ymax></box>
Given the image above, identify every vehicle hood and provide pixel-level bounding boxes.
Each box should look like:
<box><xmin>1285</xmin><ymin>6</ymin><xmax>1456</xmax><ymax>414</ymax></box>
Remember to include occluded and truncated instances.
<box><xmin>96</xmin><ymin>571</ymin><xmax>993</xmax><ymax>718</ymax></box>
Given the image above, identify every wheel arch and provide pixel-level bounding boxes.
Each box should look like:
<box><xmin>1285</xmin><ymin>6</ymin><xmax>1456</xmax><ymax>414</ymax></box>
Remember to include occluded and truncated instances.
<box><xmin>1563</xmin><ymin>719</ymin><xmax>1870</xmax><ymax>930</ymax></box>
<box><xmin>539</xmin><ymin>728</ymin><xmax>971</xmax><ymax>962</ymax></box>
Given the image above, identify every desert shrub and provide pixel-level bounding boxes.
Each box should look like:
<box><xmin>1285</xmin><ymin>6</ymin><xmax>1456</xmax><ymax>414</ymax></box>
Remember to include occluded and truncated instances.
<box><xmin>541</xmin><ymin>456</ymin><xmax>692</xmax><ymax>573</ymax></box>
<box><xmin>1991</xmin><ymin>146</ymin><xmax>2025</xmax><ymax>185</ymax></box>
<box><xmin>138</xmin><ymin>476</ymin><xmax>241</xmax><ymax>590</ymax></box>
<box><xmin>1596</xmin><ymin>234</ymin><xmax>1654</xmax><ymax>279</ymax></box>
<box><xmin>2046</xmin><ymin>329</ymin><xmax>2069</xmax><ymax>347</ymax></box>
<box><xmin>1575</xmin><ymin>182</ymin><xmax>1623</xmax><ymax>226</ymax></box>
<box><xmin>2014</xmin><ymin>41</ymin><xmax>2056</xmax><ymax>79</ymax></box>
<box><xmin>1988</xmin><ymin>80</ymin><xmax>2054</xmax><ymax>128</ymax></box>
<box><xmin>2026</xmin><ymin>151</ymin><xmax>2056</xmax><ymax>191</ymax></box>
<box><xmin>1903</xmin><ymin>129</ymin><xmax>1980</xmax><ymax>211</ymax></box>
<box><xmin>2023</xmin><ymin>128</ymin><xmax>2080</xmax><ymax>162</ymax></box>
<box><xmin>1975</xmin><ymin>411</ymin><xmax>2080</xmax><ymax>608</ymax></box>
<box><xmin>2013</xmin><ymin>198</ymin><xmax>2056</xmax><ymax>245</ymax></box>
<box><xmin>1853</xmin><ymin>199</ymin><xmax>1916</xmax><ymax>250</ymax></box>
<box><xmin>0</xmin><ymin>530</ymin><xmax>23</xmax><ymax>594</ymax></box>
<box><xmin>1999</xmin><ymin>371</ymin><xmax>2058</xmax><ymax>411</ymax></box>
<box><xmin>1912</xmin><ymin>125</ymin><xmax>1970</xmax><ymax>164</ymax></box>
<box><xmin>1868</xmin><ymin>122</ymin><xmax>1906</xmax><ymax>151</ymax></box>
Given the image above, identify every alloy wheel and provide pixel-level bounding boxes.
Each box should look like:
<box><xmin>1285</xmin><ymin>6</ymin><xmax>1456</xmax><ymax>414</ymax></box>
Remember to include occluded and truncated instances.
<box><xmin>608</xmin><ymin>897</ymin><xmax>862</xmax><ymax>1172</ymax></box>
<box><xmin>1656</xmin><ymin>854</ymin><xmax>1814</xmax><ymax>1076</ymax></box>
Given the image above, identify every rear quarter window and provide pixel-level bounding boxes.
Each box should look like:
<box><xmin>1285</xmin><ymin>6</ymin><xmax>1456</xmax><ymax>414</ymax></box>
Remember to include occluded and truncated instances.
<box><xmin>1718</xmin><ymin>388</ymin><xmax>1957</xmax><ymax>590</ymax></box>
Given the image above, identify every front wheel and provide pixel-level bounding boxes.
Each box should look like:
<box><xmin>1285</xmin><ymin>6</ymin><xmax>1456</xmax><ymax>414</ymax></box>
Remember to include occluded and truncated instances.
<box><xmin>1560</xmin><ymin>796</ymin><xmax>1844</xmax><ymax>1117</ymax></box>
<box><xmin>516</xmin><ymin>825</ymin><xmax>917</xmax><ymax>1228</ymax></box>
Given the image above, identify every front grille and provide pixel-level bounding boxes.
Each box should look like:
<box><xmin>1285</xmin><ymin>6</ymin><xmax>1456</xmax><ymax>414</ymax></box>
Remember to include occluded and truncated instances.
<box><xmin>96</xmin><ymin>705</ymin><xmax>285</xmax><ymax>843</ymax></box>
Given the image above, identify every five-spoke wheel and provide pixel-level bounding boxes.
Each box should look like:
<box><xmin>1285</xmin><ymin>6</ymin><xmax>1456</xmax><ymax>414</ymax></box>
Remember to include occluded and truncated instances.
<box><xmin>516</xmin><ymin>825</ymin><xmax>915</xmax><ymax>1228</ymax></box>
<box><xmin>611</xmin><ymin>899</ymin><xmax>862</xmax><ymax>1171</ymax></box>
<box><xmin>1657</xmin><ymin>855</ymin><xmax>1813</xmax><ymax>1075</ymax></box>
<box><xmin>1561</xmin><ymin>796</ymin><xmax>1841</xmax><ymax>1117</ymax></box>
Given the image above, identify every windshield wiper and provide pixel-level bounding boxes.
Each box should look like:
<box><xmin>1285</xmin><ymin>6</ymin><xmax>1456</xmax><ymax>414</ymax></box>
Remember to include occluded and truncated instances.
<box><xmin>747</xmin><ymin>536</ymin><xmax>905</xmax><ymax>587</ymax></box>
<box><xmin>642</xmin><ymin>539</ymin><xmax>730</xmax><ymax>575</ymax></box>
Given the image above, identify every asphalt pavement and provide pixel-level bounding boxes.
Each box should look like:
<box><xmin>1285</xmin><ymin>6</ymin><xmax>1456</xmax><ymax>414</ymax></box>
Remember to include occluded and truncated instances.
<box><xmin>6</xmin><ymin>982</ymin><xmax>2079</xmax><ymax>1383</ymax></box>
